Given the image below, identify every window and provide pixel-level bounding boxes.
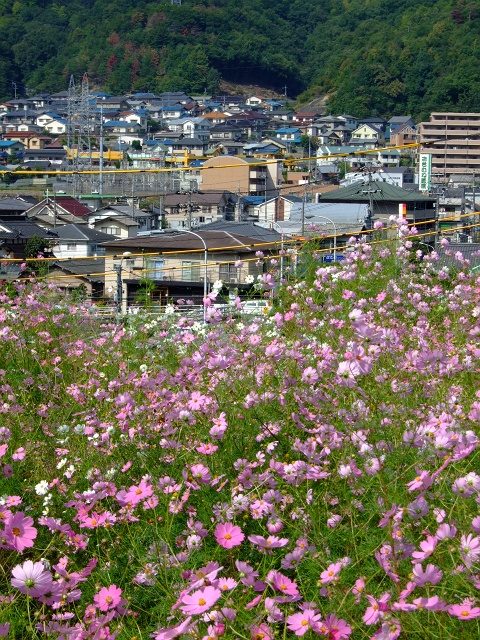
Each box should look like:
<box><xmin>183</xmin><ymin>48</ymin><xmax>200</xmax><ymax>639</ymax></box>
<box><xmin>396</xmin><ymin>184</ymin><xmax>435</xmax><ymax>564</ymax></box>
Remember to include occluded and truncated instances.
<box><xmin>182</xmin><ymin>261</ymin><xmax>201</xmax><ymax>281</ymax></box>
<box><xmin>66</xmin><ymin>243</ymin><xmax>77</xmax><ymax>250</ymax></box>
<box><xmin>100</xmin><ymin>226</ymin><xmax>120</xmax><ymax>235</ymax></box>
<box><xmin>148</xmin><ymin>259</ymin><xmax>165</xmax><ymax>279</ymax></box>
<box><xmin>219</xmin><ymin>263</ymin><xmax>237</xmax><ymax>283</ymax></box>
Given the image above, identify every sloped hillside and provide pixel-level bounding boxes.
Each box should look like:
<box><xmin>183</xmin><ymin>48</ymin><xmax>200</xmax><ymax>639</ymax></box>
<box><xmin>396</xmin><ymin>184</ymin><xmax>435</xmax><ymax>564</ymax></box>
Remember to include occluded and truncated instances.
<box><xmin>2</xmin><ymin>0</ymin><xmax>480</xmax><ymax>118</ymax></box>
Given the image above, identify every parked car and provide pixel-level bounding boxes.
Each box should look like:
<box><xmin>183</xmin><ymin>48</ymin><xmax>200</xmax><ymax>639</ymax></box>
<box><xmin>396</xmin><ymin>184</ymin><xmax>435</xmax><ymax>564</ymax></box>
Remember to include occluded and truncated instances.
<box><xmin>241</xmin><ymin>300</ymin><xmax>271</xmax><ymax>315</ymax></box>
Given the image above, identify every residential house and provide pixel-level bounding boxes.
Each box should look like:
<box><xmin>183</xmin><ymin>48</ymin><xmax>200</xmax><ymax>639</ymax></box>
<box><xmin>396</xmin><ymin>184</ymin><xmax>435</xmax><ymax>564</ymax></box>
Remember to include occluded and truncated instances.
<box><xmin>158</xmin><ymin>92</ymin><xmax>193</xmax><ymax>106</ymax></box>
<box><xmin>0</xmin><ymin>140</ymin><xmax>25</xmax><ymax>159</ymax></box>
<box><xmin>212</xmin><ymin>95</ymin><xmax>246</xmax><ymax>111</ymax></box>
<box><xmin>275</xmin><ymin>127</ymin><xmax>302</xmax><ymax>145</ymax></box>
<box><xmin>2</xmin><ymin>109</ymin><xmax>39</xmax><ymax>127</ymax></box>
<box><xmin>3</xmin><ymin>132</ymin><xmax>53</xmax><ymax>149</ymax></box>
<box><xmin>293</xmin><ymin>111</ymin><xmax>321</xmax><ymax>126</ymax></box>
<box><xmin>171</xmin><ymin>138</ymin><xmax>209</xmax><ymax>157</ymax></box>
<box><xmin>317</xmin><ymin>179</ymin><xmax>436</xmax><ymax>225</ymax></box>
<box><xmin>161</xmin><ymin>191</ymin><xmax>235</xmax><ymax>229</ymax></box>
<box><xmin>358</xmin><ymin>117</ymin><xmax>388</xmax><ymax>132</ymax></box>
<box><xmin>0</xmin><ymin>196</ymin><xmax>38</xmax><ymax>215</ymax></box>
<box><xmin>117</xmin><ymin>110</ymin><xmax>148</xmax><ymax>130</ymax></box>
<box><xmin>100</xmin><ymin>229</ymin><xmax>276</xmax><ymax>308</ymax></box>
<box><xmin>23</xmin><ymin>148</ymin><xmax>67</xmax><ymax>165</ymax></box>
<box><xmin>270</xmin><ymin>110</ymin><xmax>295</xmax><ymax>123</ymax></box>
<box><xmin>0</xmin><ymin>215</ymin><xmax>57</xmax><ymax>260</ymax></box>
<box><xmin>26</xmin><ymin>196</ymin><xmax>91</xmax><ymax>230</ymax></box>
<box><xmin>389</xmin><ymin>123</ymin><xmax>417</xmax><ymax>147</ymax></box>
<box><xmin>200</xmin><ymin>155</ymin><xmax>280</xmax><ymax>198</ymax></box>
<box><xmin>349</xmin><ymin>124</ymin><xmax>385</xmax><ymax>148</ymax></box>
<box><xmin>88</xmin><ymin>203</ymin><xmax>155</xmax><ymax>237</ymax></box>
<box><xmin>161</xmin><ymin>105</ymin><xmax>186</xmax><ymax>120</ymax></box>
<box><xmin>166</xmin><ymin>117</ymin><xmax>211</xmax><ymax>141</ymax></box>
<box><xmin>246</xmin><ymin>96</ymin><xmax>266</xmax><ymax>108</ymax></box>
<box><xmin>46</xmin><ymin>258</ymin><xmax>106</xmax><ymax>301</ymax></box>
<box><xmin>52</xmin><ymin>224</ymin><xmax>115</xmax><ymax>258</ymax></box>
<box><xmin>341</xmin><ymin>166</ymin><xmax>417</xmax><ymax>189</ymax></box>
<box><xmin>100</xmin><ymin>96</ymin><xmax>129</xmax><ymax>110</ymax></box>
<box><xmin>209</xmin><ymin>123</ymin><xmax>243</xmax><ymax>142</ymax></box>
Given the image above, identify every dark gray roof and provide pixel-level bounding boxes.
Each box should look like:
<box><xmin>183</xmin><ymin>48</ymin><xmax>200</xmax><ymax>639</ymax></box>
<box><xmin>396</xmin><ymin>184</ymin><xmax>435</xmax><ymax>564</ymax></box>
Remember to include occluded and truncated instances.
<box><xmin>0</xmin><ymin>198</ymin><xmax>35</xmax><ymax>212</ymax></box>
<box><xmin>436</xmin><ymin>243</ymin><xmax>480</xmax><ymax>270</ymax></box>
<box><xmin>50</xmin><ymin>258</ymin><xmax>105</xmax><ymax>282</ymax></box>
<box><xmin>0</xmin><ymin>215</ymin><xmax>58</xmax><ymax>240</ymax></box>
<box><xmin>100</xmin><ymin>230</ymin><xmax>272</xmax><ymax>252</ymax></box>
<box><xmin>53</xmin><ymin>224</ymin><xmax>117</xmax><ymax>242</ymax></box>
<box><xmin>319</xmin><ymin>181</ymin><xmax>435</xmax><ymax>203</ymax></box>
<box><xmin>199</xmin><ymin>221</ymin><xmax>282</xmax><ymax>240</ymax></box>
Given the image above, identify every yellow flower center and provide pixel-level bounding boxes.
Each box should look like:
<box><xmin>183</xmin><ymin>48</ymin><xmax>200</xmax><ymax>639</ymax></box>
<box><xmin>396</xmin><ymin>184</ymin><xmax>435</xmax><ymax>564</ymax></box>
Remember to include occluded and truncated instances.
<box><xmin>225</xmin><ymin>533</ymin><xmax>232</xmax><ymax>540</ymax></box>
<box><xmin>11</xmin><ymin>527</ymin><xmax>21</xmax><ymax>536</ymax></box>
<box><xmin>198</xmin><ymin>598</ymin><xmax>206</xmax><ymax>606</ymax></box>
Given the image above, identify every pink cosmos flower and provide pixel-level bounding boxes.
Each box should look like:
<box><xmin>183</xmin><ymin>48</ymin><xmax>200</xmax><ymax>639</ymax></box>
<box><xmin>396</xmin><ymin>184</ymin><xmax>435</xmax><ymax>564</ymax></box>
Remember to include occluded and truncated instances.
<box><xmin>322</xmin><ymin>614</ymin><xmax>352</xmax><ymax>639</ymax></box>
<box><xmin>270</xmin><ymin>571</ymin><xmax>299</xmax><ymax>596</ymax></box>
<box><xmin>4</xmin><ymin>512</ymin><xmax>37</xmax><ymax>553</ymax></box>
<box><xmin>363</xmin><ymin>594</ymin><xmax>390</xmax><ymax>625</ymax></box>
<box><xmin>11</xmin><ymin>560</ymin><xmax>52</xmax><ymax>597</ymax></box>
<box><xmin>214</xmin><ymin>522</ymin><xmax>244</xmax><ymax>549</ymax></box>
<box><xmin>411</xmin><ymin>535</ymin><xmax>437</xmax><ymax>562</ymax></box>
<box><xmin>287</xmin><ymin>609</ymin><xmax>322</xmax><ymax>636</ymax></box>
<box><xmin>320</xmin><ymin>562</ymin><xmax>342</xmax><ymax>584</ymax></box>
<box><xmin>180</xmin><ymin>586</ymin><xmax>222</xmax><ymax>614</ymax></box>
<box><xmin>412</xmin><ymin>563</ymin><xmax>443</xmax><ymax>586</ymax></box>
<box><xmin>152</xmin><ymin>616</ymin><xmax>194</xmax><ymax>639</ymax></box>
<box><xmin>448</xmin><ymin>603</ymin><xmax>480</xmax><ymax>619</ymax></box>
<box><xmin>0</xmin><ymin>623</ymin><xmax>9</xmax><ymax>637</ymax></box>
<box><xmin>93</xmin><ymin>584</ymin><xmax>123</xmax><ymax>611</ymax></box>
<box><xmin>248</xmin><ymin>534</ymin><xmax>289</xmax><ymax>551</ymax></box>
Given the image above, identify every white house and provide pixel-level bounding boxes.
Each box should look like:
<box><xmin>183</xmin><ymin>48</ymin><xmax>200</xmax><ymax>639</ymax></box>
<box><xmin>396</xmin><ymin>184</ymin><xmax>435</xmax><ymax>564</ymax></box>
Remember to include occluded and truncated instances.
<box><xmin>52</xmin><ymin>224</ymin><xmax>115</xmax><ymax>258</ymax></box>
<box><xmin>166</xmin><ymin>117</ymin><xmax>211</xmax><ymax>142</ymax></box>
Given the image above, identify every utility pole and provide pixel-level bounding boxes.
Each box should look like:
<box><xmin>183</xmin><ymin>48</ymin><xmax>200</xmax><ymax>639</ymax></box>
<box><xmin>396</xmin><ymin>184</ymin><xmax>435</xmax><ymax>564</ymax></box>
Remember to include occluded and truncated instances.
<box><xmin>264</xmin><ymin>171</ymin><xmax>268</xmax><ymax>222</ymax></box>
<box><xmin>301</xmin><ymin>182</ymin><xmax>307</xmax><ymax>236</ymax></box>
<box><xmin>435</xmin><ymin>192</ymin><xmax>440</xmax><ymax>249</ymax></box>
<box><xmin>99</xmin><ymin>105</ymin><xmax>104</xmax><ymax>196</ymax></box>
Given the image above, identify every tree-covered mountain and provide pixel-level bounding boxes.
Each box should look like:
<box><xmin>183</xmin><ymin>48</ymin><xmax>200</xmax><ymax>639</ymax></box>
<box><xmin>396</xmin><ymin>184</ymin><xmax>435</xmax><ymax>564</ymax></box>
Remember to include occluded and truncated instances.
<box><xmin>2</xmin><ymin>0</ymin><xmax>480</xmax><ymax>119</ymax></box>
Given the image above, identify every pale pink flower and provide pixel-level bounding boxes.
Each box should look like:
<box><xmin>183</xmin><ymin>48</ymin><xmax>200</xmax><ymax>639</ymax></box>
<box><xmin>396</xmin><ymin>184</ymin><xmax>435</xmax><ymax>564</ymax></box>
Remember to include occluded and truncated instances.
<box><xmin>412</xmin><ymin>563</ymin><xmax>443</xmax><ymax>586</ymax></box>
<box><xmin>448</xmin><ymin>603</ymin><xmax>480</xmax><ymax>619</ymax></box>
<box><xmin>11</xmin><ymin>560</ymin><xmax>52</xmax><ymax>597</ymax></box>
<box><xmin>214</xmin><ymin>522</ymin><xmax>244</xmax><ymax>549</ymax></box>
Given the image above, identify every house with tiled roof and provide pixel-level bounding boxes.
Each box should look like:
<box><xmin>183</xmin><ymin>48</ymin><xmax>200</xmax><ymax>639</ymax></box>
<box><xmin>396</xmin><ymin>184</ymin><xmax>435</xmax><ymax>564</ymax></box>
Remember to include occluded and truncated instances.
<box><xmin>25</xmin><ymin>196</ymin><xmax>91</xmax><ymax>230</ymax></box>
<box><xmin>0</xmin><ymin>215</ymin><xmax>58</xmax><ymax>259</ymax></box>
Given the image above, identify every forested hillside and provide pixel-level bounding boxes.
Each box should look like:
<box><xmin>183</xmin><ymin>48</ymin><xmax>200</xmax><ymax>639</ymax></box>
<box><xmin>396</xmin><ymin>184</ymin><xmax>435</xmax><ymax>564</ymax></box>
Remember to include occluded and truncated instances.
<box><xmin>2</xmin><ymin>0</ymin><xmax>480</xmax><ymax>118</ymax></box>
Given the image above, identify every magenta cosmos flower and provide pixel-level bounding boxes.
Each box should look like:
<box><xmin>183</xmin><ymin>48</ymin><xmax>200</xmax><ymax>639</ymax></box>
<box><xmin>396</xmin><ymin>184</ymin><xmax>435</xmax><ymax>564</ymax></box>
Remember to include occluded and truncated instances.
<box><xmin>11</xmin><ymin>560</ymin><xmax>52</xmax><ymax>597</ymax></box>
<box><xmin>214</xmin><ymin>522</ymin><xmax>244</xmax><ymax>549</ymax></box>
<box><xmin>93</xmin><ymin>584</ymin><xmax>123</xmax><ymax>611</ymax></box>
<box><xmin>180</xmin><ymin>586</ymin><xmax>222</xmax><ymax>614</ymax></box>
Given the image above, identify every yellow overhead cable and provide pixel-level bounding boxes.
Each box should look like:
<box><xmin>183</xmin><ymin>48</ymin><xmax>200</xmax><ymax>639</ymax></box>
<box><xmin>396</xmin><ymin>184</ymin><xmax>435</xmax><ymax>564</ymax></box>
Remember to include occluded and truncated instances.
<box><xmin>0</xmin><ymin>143</ymin><xmax>422</xmax><ymax>176</ymax></box>
<box><xmin>1</xmin><ymin>209</ymin><xmax>478</xmax><ymax>264</ymax></box>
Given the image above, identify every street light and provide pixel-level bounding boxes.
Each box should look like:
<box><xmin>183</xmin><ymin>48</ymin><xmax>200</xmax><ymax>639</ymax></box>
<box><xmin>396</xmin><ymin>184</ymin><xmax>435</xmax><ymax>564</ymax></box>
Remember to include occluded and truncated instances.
<box><xmin>269</xmin><ymin>221</ymin><xmax>286</xmax><ymax>280</ymax></box>
<box><xmin>113</xmin><ymin>251</ymin><xmax>132</xmax><ymax>314</ymax></box>
<box><xmin>177</xmin><ymin>230</ymin><xmax>208</xmax><ymax>323</ymax></box>
<box><xmin>306</xmin><ymin>215</ymin><xmax>338</xmax><ymax>261</ymax></box>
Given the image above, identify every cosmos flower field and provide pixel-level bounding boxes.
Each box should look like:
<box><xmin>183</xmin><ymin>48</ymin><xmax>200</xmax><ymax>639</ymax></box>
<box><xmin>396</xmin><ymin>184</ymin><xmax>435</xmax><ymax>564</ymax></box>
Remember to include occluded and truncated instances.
<box><xmin>0</xmin><ymin>230</ymin><xmax>480</xmax><ymax>639</ymax></box>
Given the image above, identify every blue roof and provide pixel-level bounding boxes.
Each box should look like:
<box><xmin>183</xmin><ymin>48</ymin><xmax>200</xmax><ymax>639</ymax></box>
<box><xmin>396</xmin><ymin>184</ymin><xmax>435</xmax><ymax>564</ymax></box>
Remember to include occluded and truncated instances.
<box><xmin>162</xmin><ymin>105</ymin><xmax>185</xmax><ymax>112</ymax></box>
<box><xmin>189</xmin><ymin>159</ymin><xmax>204</xmax><ymax>167</ymax></box>
<box><xmin>276</xmin><ymin>127</ymin><xmax>301</xmax><ymax>133</ymax></box>
<box><xmin>0</xmin><ymin>141</ymin><xmax>23</xmax><ymax>147</ymax></box>
<box><xmin>104</xmin><ymin>120</ymin><xmax>140</xmax><ymax>127</ymax></box>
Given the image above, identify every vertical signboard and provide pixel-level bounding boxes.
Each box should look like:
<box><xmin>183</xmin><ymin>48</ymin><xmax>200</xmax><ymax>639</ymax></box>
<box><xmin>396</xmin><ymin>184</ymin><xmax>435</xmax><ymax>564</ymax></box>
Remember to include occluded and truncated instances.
<box><xmin>398</xmin><ymin>203</ymin><xmax>407</xmax><ymax>219</ymax></box>
<box><xmin>419</xmin><ymin>153</ymin><xmax>432</xmax><ymax>191</ymax></box>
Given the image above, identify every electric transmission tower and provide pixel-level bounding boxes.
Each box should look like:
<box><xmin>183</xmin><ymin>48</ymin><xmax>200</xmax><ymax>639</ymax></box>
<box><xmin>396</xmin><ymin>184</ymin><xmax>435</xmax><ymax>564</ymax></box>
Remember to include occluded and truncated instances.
<box><xmin>67</xmin><ymin>73</ymin><xmax>93</xmax><ymax>194</ymax></box>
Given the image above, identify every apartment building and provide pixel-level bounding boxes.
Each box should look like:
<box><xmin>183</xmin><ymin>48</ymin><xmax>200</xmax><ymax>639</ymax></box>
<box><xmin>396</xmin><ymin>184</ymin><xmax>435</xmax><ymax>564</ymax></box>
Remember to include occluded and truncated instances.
<box><xmin>419</xmin><ymin>112</ymin><xmax>480</xmax><ymax>181</ymax></box>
